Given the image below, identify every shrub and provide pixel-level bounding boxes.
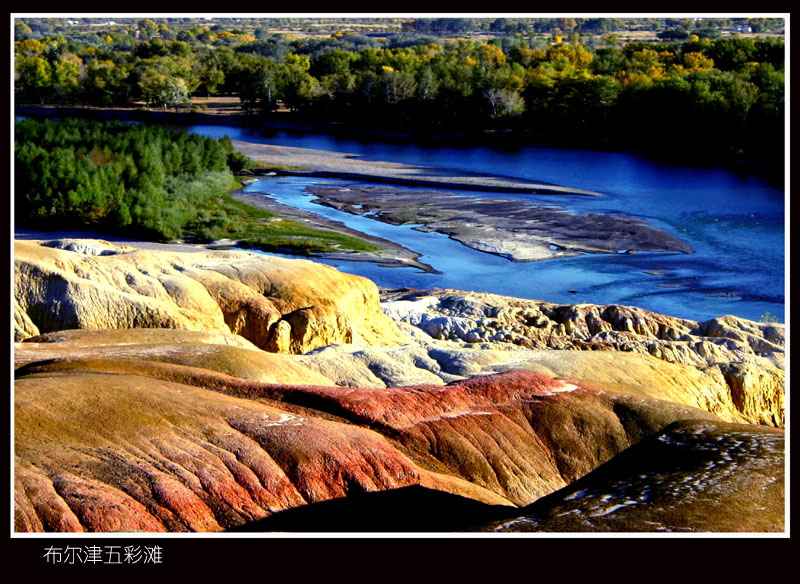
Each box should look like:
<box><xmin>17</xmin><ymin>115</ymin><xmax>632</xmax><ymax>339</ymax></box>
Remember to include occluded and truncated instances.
<box><xmin>759</xmin><ymin>311</ymin><xmax>781</xmax><ymax>323</ymax></box>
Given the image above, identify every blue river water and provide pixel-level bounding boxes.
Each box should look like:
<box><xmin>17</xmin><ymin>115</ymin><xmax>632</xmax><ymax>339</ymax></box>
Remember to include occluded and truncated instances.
<box><xmin>180</xmin><ymin>124</ymin><xmax>786</xmax><ymax>323</ymax></box>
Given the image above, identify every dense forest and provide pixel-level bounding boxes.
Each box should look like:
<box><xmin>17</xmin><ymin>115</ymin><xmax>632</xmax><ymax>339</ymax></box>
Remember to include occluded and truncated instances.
<box><xmin>14</xmin><ymin>17</ymin><xmax>785</xmax><ymax>174</ymax></box>
<box><xmin>15</xmin><ymin>117</ymin><xmax>238</xmax><ymax>240</ymax></box>
<box><xmin>15</xmin><ymin>117</ymin><xmax>382</xmax><ymax>253</ymax></box>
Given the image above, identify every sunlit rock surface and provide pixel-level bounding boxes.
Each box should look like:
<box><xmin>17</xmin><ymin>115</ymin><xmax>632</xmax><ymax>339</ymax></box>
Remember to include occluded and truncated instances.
<box><xmin>14</xmin><ymin>240</ymin><xmax>405</xmax><ymax>353</ymax></box>
<box><xmin>382</xmin><ymin>288</ymin><xmax>785</xmax><ymax>427</ymax></box>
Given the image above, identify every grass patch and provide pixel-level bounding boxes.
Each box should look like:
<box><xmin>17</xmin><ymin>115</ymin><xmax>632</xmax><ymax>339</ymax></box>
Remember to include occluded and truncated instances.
<box><xmin>184</xmin><ymin>193</ymin><xmax>380</xmax><ymax>255</ymax></box>
<box><xmin>255</xmin><ymin>163</ymin><xmax>310</xmax><ymax>172</ymax></box>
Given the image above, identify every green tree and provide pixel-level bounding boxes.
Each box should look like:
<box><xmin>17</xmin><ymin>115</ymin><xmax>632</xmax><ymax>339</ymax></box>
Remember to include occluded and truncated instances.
<box><xmin>194</xmin><ymin>52</ymin><xmax>225</xmax><ymax>96</ymax></box>
<box><xmin>138</xmin><ymin>19</ymin><xmax>159</xmax><ymax>41</ymax></box>
<box><xmin>483</xmin><ymin>86</ymin><xmax>525</xmax><ymax>119</ymax></box>
<box><xmin>52</xmin><ymin>53</ymin><xmax>82</xmax><ymax>104</ymax></box>
<box><xmin>311</xmin><ymin>48</ymin><xmax>356</xmax><ymax>77</ymax></box>
<box><xmin>279</xmin><ymin>61</ymin><xmax>318</xmax><ymax>112</ymax></box>
<box><xmin>139</xmin><ymin>69</ymin><xmax>189</xmax><ymax>109</ymax></box>
<box><xmin>416</xmin><ymin>64</ymin><xmax>439</xmax><ymax>101</ymax></box>
<box><xmin>82</xmin><ymin>59</ymin><xmax>130</xmax><ymax>106</ymax></box>
<box><xmin>380</xmin><ymin>66</ymin><xmax>417</xmax><ymax>103</ymax></box>
<box><xmin>15</xmin><ymin>54</ymin><xmax>52</xmax><ymax>102</ymax></box>
<box><xmin>233</xmin><ymin>54</ymin><xmax>280</xmax><ymax>112</ymax></box>
<box><xmin>14</xmin><ymin>20</ymin><xmax>33</xmax><ymax>41</ymax></box>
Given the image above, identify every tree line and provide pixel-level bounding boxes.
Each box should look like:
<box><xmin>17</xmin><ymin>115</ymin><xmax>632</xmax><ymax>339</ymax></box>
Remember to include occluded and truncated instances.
<box><xmin>15</xmin><ymin>117</ymin><xmax>246</xmax><ymax>241</ymax></box>
<box><xmin>14</xmin><ymin>31</ymin><xmax>785</xmax><ymax>172</ymax></box>
<box><xmin>15</xmin><ymin>17</ymin><xmax>785</xmax><ymax>42</ymax></box>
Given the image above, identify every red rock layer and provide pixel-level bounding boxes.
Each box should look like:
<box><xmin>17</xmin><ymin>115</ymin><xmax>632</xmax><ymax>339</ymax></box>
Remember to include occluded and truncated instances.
<box><xmin>15</xmin><ymin>361</ymin><xmax>723</xmax><ymax>532</ymax></box>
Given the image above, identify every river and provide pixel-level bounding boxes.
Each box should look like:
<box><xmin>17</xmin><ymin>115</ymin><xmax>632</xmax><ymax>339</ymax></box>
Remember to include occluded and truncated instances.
<box><xmin>130</xmin><ymin>122</ymin><xmax>792</xmax><ymax>323</ymax></box>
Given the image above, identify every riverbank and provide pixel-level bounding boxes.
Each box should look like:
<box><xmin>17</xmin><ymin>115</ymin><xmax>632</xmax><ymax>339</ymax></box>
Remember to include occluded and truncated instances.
<box><xmin>14</xmin><ymin>219</ymin><xmax>438</xmax><ymax>274</ymax></box>
<box><xmin>16</xmin><ymin>103</ymin><xmax>782</xmax><ymax>185</ymax></box>
<box><xmin>13</xmin><ymin>177</ymin><xmax>440</xmax><ymax>274</ymax></box>
<box><xmin>230</xmin><ymin>186</ymin><xmax>438</xmax><ymax>273</ymax></box>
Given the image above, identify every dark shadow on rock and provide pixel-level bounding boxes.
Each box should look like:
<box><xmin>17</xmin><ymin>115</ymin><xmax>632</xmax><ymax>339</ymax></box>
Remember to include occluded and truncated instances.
<box><xmin>228</xmin><ymin>485</ymin><xmax>518</xmax><ymax>533</ymax></box>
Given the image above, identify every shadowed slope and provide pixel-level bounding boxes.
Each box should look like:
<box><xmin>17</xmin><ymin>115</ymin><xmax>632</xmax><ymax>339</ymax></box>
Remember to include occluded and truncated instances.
<box><xmin>230</xmin><ymin>485</ymin><xmax>518</xmax><ymax>532</ymax></box>
<box><xmin>474</xmin><ymin>420</ymin><xmax>785</xmax><ymax>533</ymax></box>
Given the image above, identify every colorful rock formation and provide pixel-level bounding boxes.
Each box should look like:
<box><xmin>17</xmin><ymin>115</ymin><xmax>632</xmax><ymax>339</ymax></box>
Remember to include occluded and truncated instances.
<box><xmin>12</xmin><ymin>240</ymin><xmax>785</xmax><ymax>533</ymax></box>
<box><xmin>382</xmin><ymin>288</ymin><xmax>785</xmax><ymax>427</ymax></box>
<box><xmin>15</xmin><ymin>352</ymin><xmax>725</xmax><ymax>532</ymax></box>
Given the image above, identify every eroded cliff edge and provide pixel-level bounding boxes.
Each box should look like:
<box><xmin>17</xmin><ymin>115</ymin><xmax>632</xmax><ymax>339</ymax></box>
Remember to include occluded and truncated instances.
<box><xmin>13</xmin><ymin>239</ymin><xmax>785</xmax><ymax>532</ymax></box>
<box><xmin>14</xmin><ymin>239</ymin><xmax>405</xmax><ymax>354</ymax></box>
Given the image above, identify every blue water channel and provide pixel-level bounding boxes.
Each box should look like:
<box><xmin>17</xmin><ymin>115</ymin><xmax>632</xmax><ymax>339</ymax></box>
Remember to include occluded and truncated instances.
<box><xmin>177</xmin><ymin>124</ymin><xmax>786</xmax><ymax>323</ymax></box>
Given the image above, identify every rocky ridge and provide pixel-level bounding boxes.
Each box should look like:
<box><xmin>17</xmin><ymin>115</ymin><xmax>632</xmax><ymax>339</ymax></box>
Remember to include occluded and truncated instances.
<box><xmin>14</xmin><ymin>239</ymin><xmax>405</xmax><ymax>354</ymax></box>
<box><xmin>381</xmin><ymin>288</ymin><xmax>785</xmax><ymax>427</ymax></box>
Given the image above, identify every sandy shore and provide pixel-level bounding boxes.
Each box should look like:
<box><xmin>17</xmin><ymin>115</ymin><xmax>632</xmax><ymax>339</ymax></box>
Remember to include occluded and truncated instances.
<box><xmin>232</xmin><ymin>140</ymin><xmax>604</xmax><ymax>196</ymax></box>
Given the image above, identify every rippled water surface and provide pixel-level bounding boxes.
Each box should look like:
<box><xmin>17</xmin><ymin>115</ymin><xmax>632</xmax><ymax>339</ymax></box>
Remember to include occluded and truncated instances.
<box><xmin>186</xmin><ymin>124</ymin><xmax>785</xmax><ymax>323</ymax></box>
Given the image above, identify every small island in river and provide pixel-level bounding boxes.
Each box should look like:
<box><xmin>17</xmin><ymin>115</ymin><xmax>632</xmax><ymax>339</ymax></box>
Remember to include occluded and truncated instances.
<box><xmin>231</xmin><ymin>139</ymin><xmax>605</xmax><ymax>196</ymax></box>
<box><xmin>306</xmin><ymin>184</ymin><xmax>692</xmax><ymax>262</ymax></box>
<box><xmin>234</xmin><ymin>140</ymin><xmax>692</xmax><ymax>264</ymax></box>
<box><xmin>230</xmin><ymin>187</ymin><xmax>439</xmax><ymax>273</ymax></box>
